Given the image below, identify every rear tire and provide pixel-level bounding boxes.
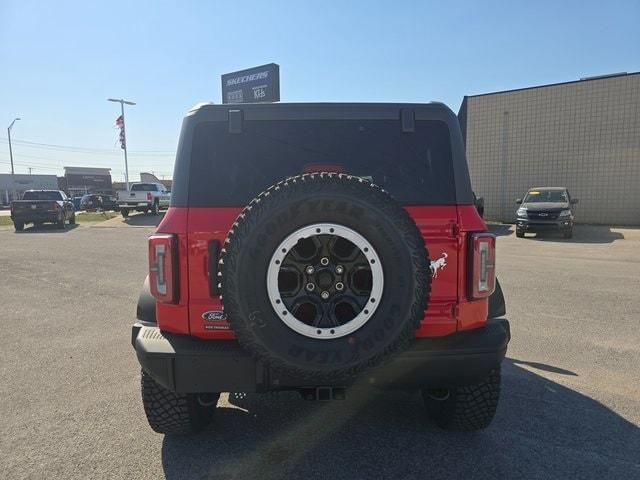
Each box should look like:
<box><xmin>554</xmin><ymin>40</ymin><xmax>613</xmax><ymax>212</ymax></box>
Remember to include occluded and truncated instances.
<box><xmin>422</xmin><ymin>368</ymin><xmax>501</xmax><ymax>431</ymax></box>
<box><xmin>57</xmin><ymin>214</ymin><xmax>66</xmax><ymax>230</ymax></box>
<box><xmin>69</xmin><ymin>212</ymin><xmax>76</xmax><ymax>225</ymax></box>
<box><xmin>151</xmin><ymin>202</ymin><xmax>160</xmax><ymax>215</ymax></box>
<box><xmin>515</xmin><ymin>228</ymin><xmax>524</xmax><ymax>238</ymax></box>
<box><xmin>141</xmin><ymin>370</ymin><xmax>218</xmax><ymax>435</ymax></box>
<box><xmin>563</xmin><ymin>229</ymin><xmax>573</xmax><ymax>239</ymax></box>
<box><xmin>14</xmin><ymin>221</ymin><xmax>24</xmax><ymax>232</ymax></box>
<box><xmin>121</xmin><ymin>208</ymin><xmax>129</xmax><ymax>218</ymax></box>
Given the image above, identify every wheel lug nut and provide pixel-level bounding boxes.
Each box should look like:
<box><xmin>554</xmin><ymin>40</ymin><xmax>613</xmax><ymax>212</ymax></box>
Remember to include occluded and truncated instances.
<box><xmin>320</xmin><ymin>257</ymin><xmax>329</xmax><ymax>266</ymax></box>
<box><xmin>335</xmin><ymin>282</ymin><xmax>344</xmax><ymax>291</ymax></box>
<box><xmin>321</xmin><ymin>291</ymin><xmax>330</xmax><ymax>300</ymax></box>
<box><xmin>335</xmin><ymin>265</ymin><xmax>344</xmax><ymax>275</ymax></box>
<box><xmin>305</xmin><ymin>265</ymin><xmax>315</xmax><ymax>275</ymax></box>
<box><xmin>306</xmin><ymin>282</ymin><xmax>315</xmax><ymax>292</ymax></box>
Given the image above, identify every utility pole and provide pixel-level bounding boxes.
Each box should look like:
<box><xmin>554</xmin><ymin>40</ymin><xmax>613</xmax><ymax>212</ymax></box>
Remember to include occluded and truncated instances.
<box><xmin>7</xmin><ymin>117</ymin><xmax>20</xmax><ymax>174</ymax></box>
<box><xmin>107</xmin><ymin>98</ymin><xmax>135</xmax><ymax>190</ymax></box>
<box><xmin>7</xmin><ymin>117</ymin><xmax>21</xmax><ymax>202</ymax></box>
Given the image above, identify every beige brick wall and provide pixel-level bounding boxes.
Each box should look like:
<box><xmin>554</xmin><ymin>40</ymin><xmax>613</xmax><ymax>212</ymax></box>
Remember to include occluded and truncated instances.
<box><xmin>464</xmin><ymin>74</ymin><xmax>640</xmax><ymax>225</ymax></box>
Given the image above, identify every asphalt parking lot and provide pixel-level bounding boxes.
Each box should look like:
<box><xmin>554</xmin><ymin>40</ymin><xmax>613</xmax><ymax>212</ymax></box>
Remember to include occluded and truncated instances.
<box><xmin>1</xmin><ymin>219</ymin><xmax>639</xmax><ymax>480</ymax></box>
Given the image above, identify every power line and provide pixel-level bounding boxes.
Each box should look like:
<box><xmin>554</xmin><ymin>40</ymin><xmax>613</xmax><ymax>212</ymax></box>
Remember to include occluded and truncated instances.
<box><xmin>0</xmin><ymin>158</ymin><xmax>172</xmax><ymax>175</ymax></box>
<box><xmin>0</xmin><ymin>137</ymin><xmax>176</xmax><ymax>156</ymax></box>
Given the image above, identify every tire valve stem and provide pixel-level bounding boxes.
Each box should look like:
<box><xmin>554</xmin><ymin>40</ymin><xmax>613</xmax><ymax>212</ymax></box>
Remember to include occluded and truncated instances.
<box><xmin>321</xmin><ymin>291</ymin><xmax>330</xmax><ymax>300</ymax></box>
<box><xmin>335</xmin><ymin>282</ymin><xmax>344</xmax><ymax>291</ymax></box>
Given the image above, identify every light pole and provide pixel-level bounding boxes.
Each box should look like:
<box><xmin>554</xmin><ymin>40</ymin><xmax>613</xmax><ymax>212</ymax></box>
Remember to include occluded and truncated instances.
<box><xmin>7</xmin><ymin>117</ymin><xmax>20</xmax><ymax>175</ymax></box>
<box><xmin>107</xmin><ymin>98</ymin><xmax>135</xmax><ymax>190</ymax></box>
<box><xmin>7</xmin><ymin>117</ymin><xmax>20</xmax><ymax>202</ymax></box>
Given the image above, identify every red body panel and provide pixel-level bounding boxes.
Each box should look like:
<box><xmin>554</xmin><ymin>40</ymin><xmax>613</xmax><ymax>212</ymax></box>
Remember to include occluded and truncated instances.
<box><xmin>154</xmin><ymin>204</ymin><xmax>489</xmax><ymax>339</ymax></box>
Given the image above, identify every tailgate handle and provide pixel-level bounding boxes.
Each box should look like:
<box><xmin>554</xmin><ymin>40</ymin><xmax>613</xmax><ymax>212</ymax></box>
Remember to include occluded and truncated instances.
<box><xmin>208</xmin><ymin>241</ymin><xmax>221</xmax><ymax>296</ymax></box>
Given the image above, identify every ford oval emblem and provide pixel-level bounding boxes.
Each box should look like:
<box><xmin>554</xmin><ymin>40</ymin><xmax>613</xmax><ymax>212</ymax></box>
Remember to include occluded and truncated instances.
<box><xmin>202</xmin><ymin>310</ymin><xmax>226</xmax><ymax>321</ymax></box>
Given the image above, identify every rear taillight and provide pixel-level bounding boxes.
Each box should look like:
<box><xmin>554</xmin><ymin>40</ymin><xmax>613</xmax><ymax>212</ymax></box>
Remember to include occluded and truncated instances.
<box><xmin>147</xmin><ymin>192</ymin><xmax>152</xmax><ymax>201</ymax></box>
<box><xmin>469</xmin><ymin>233</ymin><xmax>496</xmax><ymax>299</ymax></box>
<box><xmin>149</xmin><ymin>234</ymin><xmax>178</xmax><ymax>303</ymax></box>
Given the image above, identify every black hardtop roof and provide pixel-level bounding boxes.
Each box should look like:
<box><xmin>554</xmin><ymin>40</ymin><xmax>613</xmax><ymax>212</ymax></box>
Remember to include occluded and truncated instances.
<box><xmin>171</xmin><ymin>100</ymin><xmax>474</xmax><ymax>207</ymax></box>
<box><xmin>189</xmin><ymin>101</ymin><xmax>450</xmax><ymax>112</ymax></box>
<box><xmin>186</xmin><ymin>101</ymin><xmax>459</xmax><ymax>124</ymax></box>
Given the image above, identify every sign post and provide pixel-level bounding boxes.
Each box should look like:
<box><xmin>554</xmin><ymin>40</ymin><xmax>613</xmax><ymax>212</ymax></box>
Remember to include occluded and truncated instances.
<box><xmin>221</xmin><ymin>63</ymin><xmax>280</xmax><ymax>104</ymax></box>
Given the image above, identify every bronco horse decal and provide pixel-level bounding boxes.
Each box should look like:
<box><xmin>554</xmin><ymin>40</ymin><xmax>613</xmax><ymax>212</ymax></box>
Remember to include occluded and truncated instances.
<box><xmin>430</xmin><ymin>252</ymin><xmax>448</xmax><ymax>278</ymax></box>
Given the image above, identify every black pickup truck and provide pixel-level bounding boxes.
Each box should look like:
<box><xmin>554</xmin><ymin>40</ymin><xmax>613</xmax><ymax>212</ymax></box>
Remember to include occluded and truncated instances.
<box><xmin>10</xmin><ymin>190</ymin><xmax>75</xmax><ymax>231</ymax></box>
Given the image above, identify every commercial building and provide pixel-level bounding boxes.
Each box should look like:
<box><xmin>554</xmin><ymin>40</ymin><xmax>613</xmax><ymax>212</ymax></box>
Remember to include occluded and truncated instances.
<box><xmin>63</xmin><ymin>167</ymin><xmax>112</xmax><ymax>197</ymax></box>
<box><xmin>0</xmin><ymin>174</ymin><xmax>59</xmax><ymax>205</ymax></box>
<box><xmin>459</xmin><ymin>72</ymin><xmax>640</xmax><ymax>225</ymax></box>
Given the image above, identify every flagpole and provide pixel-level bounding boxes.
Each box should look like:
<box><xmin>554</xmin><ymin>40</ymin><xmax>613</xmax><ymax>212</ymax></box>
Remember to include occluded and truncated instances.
<box><xmin>120</xmin><ymin>102</ymin><xmax>130</xmax><ymax>190</ymax></box>
<box><xmin>107</xmin><ymin>98</ymin><xmax>136</xmax><ymax>191</ymax></box>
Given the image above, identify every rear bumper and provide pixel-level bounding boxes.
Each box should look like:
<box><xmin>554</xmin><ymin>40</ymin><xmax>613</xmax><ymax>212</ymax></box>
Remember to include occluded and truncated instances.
<box><xmin>118</xmin><ymin>202</ymin><xmax>151</xmax><ymax>207</ymax></box>
<box><xmin>11</xmin><ymin>212</ymin><xmax>59</xmax><ymax>223</ymax></box>
<box><xmin>132</xmin><ymin>318</ymin><xmax>510</xmax><ymax>393</ymax></box>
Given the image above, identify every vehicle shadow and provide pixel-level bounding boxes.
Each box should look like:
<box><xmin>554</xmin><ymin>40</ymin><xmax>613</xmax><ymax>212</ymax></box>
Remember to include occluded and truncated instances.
<box><xmin>160</xmin><ymin>359</ymin><xmax>640</xmax><ymax>480</ymax></box>
<box><xmin>123</xmin><ymin>212</ymin><xmax>165</xmax><ymax>227</ymax></box>
<box><xmin>488</xmin><ymin>224</ymin><xmax>514</xmax><ymax>237</ymax></box>
<box><xmin>527</xmin><ymin>225</ymin><xmax>625</xmax><ymax>244</ymax></box>
<box><xmin>15</xmin><ymin>223</ymin><xmax>79</xmax><ymax>234</ymax></box>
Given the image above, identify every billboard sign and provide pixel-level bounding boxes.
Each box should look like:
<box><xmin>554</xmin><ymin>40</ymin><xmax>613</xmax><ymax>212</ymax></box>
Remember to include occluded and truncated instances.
<box><xmin>65</xmin><ymin>174</ymin><xmax>112</xmax><ymax>191</ymax></box>
<box><xmin>221</xmin><ymin>63</ymin><xmax>280</xmax><ymax>104</ymax></box>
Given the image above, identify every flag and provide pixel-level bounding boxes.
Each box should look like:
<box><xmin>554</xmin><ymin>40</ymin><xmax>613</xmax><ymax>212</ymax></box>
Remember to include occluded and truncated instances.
<box><xmin>115</xmin><ymin>115</ymin><xmax>126</xmax><ymax>149</ymax></box>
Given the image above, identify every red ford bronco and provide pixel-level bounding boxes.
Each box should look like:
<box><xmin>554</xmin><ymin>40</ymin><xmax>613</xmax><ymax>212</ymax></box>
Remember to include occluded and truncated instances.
<box><xmin>132</xmin><ymin>102</ymin><xmax>509</xmax><ymax>434</ymax></box>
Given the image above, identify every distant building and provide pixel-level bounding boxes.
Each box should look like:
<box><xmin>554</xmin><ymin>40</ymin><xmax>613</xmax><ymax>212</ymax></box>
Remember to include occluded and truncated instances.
<box><xmin>0</xmin><ymin>174</ymin><xmax>59</xmax><ymax>205</ymax></box>
<box><xmin>459</xmin><ymin>72</ymin><xmax>640</xmax><ymax>225</ymax></box>
<box><xmin>64</xmin><ymin>167</ymin><xmax>112</xmax><ymax>197</ymax></box>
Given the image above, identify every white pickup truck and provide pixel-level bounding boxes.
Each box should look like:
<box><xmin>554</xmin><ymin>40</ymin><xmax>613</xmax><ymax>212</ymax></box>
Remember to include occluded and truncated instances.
<box><xmin>116</xmin><ymin>182</ymin><xmax>171</xmax><ymax>218</ymax></box>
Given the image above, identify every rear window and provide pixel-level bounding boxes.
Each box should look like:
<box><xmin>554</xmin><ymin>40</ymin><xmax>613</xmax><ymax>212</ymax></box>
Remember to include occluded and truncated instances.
<box><xmin>131</xmin><ymin>183</ymin><xmax>157</xmax><ymax>191</ymax></box>
<box><xmin>22</xmin><ymin>191</ymin><xmax>62</xmax><ymax>201</ymax></box>
<box><xmin>188</xmin><ymin>119</ymin><xmax>455</xmax><ymax>206</ymax></box>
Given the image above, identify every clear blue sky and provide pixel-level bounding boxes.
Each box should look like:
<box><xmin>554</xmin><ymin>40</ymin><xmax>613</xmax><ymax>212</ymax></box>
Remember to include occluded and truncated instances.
<box><xmin>1</xmin><ymin>0</ymin><xmax>638</xmax><ymax>180</ymax></box>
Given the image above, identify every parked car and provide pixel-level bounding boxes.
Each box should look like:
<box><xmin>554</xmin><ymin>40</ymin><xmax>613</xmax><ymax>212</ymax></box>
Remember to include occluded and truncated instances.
<box><xmin>132</xmin><ymin>102</ymin><xmax>509</xmax><ymax>435</ymax></box>
<box><xmin>80</xmin><ymin>194</ymin><xmax>118</xmax><ymax>212</ymax></box>
<box><xmin>116</xmin><ymin>182</ymin><xmax>170</xmax><ymax>218</ymax></box>
<box><xmin>71</xmin><ymin>196</ymin><xmax>84</xmax><ymax>211</ymax></box>
<box><xmin>515</xmin><ymin>187</ymin><xmax>578</xmax><ymax>238</ymax></box>
<box><xmin>10</xmin><ymin>190</ymin><xmax>75</xmax><ymax>231</ymax></box>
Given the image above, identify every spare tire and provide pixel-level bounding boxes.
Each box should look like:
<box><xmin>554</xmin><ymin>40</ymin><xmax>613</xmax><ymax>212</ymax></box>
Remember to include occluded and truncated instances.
<box><xmin>221</xmin><ymin>173</ymin><xmax>431</xmax><ymax>381</ymax></box>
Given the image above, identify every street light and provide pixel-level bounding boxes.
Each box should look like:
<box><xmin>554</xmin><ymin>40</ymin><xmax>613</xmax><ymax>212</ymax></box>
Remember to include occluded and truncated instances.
<box><xmin>7</xmin><ymin>117</ymin><xmax>20</xmax><ymax>175</ymax></box>
<box><xmin>7</xmin><ymin>117</ymin><xmax>20</xmax><ymax>203</ymax></box>
<box><xmin>107</xmin><ymin>98</ymin><xmax>136</xmax><ymax>190</ymax></box>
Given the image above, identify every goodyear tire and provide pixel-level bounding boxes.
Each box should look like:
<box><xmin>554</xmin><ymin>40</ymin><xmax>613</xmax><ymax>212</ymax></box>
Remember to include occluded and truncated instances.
<box><xmin>221</xmin><ymin>173</ymin><xmax>431</xmax><ymax>381</ymax></box>
<box><xmin>422</xmin><ymin>368</ymin><xmax>501</xmax><ymax>431</ymax></box>
<box><xmin>141</xmin><ymin>370</ymin><xmax>219</xmax><ymax>435</ymax></box>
